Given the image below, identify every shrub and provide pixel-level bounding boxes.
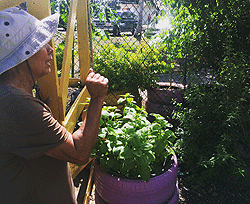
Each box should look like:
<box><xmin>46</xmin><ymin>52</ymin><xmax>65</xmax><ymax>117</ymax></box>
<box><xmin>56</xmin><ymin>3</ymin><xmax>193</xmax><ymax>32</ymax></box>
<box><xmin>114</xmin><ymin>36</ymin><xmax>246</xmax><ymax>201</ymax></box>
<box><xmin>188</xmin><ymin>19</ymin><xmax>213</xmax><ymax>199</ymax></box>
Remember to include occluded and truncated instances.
<box><xmin>93</xmin><ymin>37</ymin><xmax>170</xmax><ymax>103</ymax></box>
<box><xmin>162</xmin><ymin>0</ymin><xmax>250</xmax><ymax>185</ymax></box>
<box><xmin>176</xmin><ymin>53</ymin><xmax>250</xmax><ymax>184</ymax></box>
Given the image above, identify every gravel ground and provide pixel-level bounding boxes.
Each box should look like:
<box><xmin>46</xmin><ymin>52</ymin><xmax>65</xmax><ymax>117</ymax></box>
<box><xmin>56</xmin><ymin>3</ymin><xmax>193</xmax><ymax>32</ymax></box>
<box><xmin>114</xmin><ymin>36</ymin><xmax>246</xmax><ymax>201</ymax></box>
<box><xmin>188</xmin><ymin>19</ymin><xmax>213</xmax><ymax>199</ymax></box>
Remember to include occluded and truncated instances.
<box><xmin>178</xmin><ymin>176</ymin><xmax>250</xmax><ymax>204</ymax></box>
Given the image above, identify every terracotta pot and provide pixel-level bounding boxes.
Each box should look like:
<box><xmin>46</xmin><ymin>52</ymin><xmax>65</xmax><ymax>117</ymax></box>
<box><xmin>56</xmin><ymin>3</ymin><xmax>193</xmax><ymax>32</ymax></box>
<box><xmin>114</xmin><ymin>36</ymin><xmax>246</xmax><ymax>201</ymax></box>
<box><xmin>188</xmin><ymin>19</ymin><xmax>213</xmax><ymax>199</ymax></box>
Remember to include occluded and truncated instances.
<box><xmin>94</xmin><ymin>155</ymin><xmax>179</xmax><ymax>204</ymax></box>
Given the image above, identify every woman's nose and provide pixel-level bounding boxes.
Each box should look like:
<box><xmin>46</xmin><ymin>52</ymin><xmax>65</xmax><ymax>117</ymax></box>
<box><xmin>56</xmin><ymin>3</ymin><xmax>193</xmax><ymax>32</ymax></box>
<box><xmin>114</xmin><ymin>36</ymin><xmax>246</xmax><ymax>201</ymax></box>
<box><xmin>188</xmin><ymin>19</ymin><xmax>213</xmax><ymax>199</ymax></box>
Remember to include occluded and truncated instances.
<box><xmin>46</xmin><ymin>44</ymin><xmax>54</xmax><ymax>55</ymax></box>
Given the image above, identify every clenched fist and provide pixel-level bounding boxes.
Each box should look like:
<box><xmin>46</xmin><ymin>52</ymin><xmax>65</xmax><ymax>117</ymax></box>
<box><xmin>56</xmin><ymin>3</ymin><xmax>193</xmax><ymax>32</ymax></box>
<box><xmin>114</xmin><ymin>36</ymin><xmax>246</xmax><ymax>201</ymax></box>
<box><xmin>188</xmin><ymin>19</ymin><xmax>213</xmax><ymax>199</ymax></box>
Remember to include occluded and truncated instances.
<box><xmin>85</xmin><ymin>68</ymin><xmax>108</xmax><ymax>101</ymax></box>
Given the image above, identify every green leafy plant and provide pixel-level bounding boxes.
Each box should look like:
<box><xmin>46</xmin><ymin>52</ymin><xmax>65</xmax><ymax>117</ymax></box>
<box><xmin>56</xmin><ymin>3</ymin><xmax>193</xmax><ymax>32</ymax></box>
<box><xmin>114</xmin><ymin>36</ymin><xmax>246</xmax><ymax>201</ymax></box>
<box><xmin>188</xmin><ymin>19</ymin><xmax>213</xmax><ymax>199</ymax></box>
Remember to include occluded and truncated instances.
<box><xmin>55</xmin><ymin>41</ymin><xmax>65</xmax><ymax>77</ymax></box>
<box><xmin>93</xmin><ymin>37</ymin><xmax>170</xmax><ymax>104</ymax></box>
<box><xmin>175</xmin><ymin>56</ymin><xmax>250</xmax><ymax>185</ymax></box>
<box><xmin>90</xmin><ymin>93</ymin><xmax>176</xmax><ymax>182</ymax></box>
<box><xmin>160</xmin><ymin>0</ymin><xmax>250</xmax><ymax>186</ymax></box>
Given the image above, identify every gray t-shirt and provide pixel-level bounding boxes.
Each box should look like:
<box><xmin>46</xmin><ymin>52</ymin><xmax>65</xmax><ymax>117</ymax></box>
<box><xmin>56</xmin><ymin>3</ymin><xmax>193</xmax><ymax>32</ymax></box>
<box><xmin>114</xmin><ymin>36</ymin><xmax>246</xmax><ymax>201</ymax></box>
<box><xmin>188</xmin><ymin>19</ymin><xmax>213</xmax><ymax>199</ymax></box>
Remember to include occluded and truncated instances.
<box><xmin>0</xmin><ymin>85</ymin><xmax>76</xmax><ymax>203</ymax></box>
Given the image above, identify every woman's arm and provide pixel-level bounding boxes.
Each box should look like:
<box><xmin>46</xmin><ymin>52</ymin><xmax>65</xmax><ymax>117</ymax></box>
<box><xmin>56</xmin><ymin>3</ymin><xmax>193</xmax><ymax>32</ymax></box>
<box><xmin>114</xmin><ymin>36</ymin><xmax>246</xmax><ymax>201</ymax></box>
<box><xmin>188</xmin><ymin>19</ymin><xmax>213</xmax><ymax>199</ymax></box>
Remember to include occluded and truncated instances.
<box><xmin>45</xmin><ymin>69</ymin><xmax>108</xmax><ymax>164</ymax></box>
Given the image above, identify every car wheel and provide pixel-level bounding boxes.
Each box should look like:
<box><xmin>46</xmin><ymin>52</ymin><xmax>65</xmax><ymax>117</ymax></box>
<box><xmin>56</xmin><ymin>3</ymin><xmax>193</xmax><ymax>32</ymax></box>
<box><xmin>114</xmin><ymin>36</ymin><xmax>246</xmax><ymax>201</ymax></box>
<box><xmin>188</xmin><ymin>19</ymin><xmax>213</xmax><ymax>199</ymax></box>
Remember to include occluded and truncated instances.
<box><xmin>132</xmin><ymin>24</ymin><xmax>137</xmax><ymax>35</ymax></box>
<box><xmin>113</xmin><ymin>26</ymin><xmax>120</xmax><ymax>36</ymax></box>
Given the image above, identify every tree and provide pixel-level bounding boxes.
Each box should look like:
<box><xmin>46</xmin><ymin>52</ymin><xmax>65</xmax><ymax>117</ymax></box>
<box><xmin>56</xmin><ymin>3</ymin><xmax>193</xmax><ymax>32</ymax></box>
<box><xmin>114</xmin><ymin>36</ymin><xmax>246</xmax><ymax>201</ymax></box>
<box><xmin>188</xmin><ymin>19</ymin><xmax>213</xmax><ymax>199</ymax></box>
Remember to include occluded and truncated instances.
<box><xmin>134</xmin><ymin>0</ymin><xmax>144</xmax><ymax>40</ymax></box>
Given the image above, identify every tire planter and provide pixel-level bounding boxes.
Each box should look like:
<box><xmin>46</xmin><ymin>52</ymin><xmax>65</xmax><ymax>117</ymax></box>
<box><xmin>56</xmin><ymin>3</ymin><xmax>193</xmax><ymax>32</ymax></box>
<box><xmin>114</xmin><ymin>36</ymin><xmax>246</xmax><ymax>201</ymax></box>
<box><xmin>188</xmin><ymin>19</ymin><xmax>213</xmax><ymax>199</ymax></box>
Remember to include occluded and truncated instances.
<box><xmin>146</xmin><ymin>100</ymin><xmax>175</xmax><ymax>120</ymax></box>
<box><xmin>94</xmin><ymin>155</ymin><xmax>179</xmax><ymax>204</ymax></box>
<box><xmin>147</xmin><ymin>83</ymin><xmax>184</xmax><ymax>105</ymax></box>
<box><xmin>146</xmin><ymin>82</ymin><xmax>184</xmax><ymax>123</ymax></box>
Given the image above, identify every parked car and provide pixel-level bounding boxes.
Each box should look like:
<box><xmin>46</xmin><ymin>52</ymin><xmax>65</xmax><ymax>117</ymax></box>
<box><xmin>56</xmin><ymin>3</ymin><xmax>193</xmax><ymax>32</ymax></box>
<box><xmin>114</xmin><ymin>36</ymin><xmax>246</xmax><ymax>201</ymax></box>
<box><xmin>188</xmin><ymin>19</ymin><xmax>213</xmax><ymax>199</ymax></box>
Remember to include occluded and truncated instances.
<box><xmin>92</xmin><ymin>10</ymin><xmax>138</xmax><ymax>36</ymax></box>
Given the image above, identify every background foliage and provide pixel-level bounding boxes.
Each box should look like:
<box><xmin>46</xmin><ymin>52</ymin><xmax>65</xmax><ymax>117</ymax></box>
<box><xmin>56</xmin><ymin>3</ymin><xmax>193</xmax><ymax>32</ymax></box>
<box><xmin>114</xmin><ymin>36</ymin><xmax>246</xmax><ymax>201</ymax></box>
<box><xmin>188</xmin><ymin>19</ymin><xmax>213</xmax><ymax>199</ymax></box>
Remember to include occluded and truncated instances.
<box><xmin>51</xmin><ymin>0</ymin><xmax>250</xmax><ymax>186</ymax></box>
<box><xmin>93</xmin><ymin>36</ymin><xmax>169</xmax><ymax>102</ymax></box>
<box><xmin>161</xmin><ymin>0</ymin><xmax>250</xmax><ymax>184</ymax></box>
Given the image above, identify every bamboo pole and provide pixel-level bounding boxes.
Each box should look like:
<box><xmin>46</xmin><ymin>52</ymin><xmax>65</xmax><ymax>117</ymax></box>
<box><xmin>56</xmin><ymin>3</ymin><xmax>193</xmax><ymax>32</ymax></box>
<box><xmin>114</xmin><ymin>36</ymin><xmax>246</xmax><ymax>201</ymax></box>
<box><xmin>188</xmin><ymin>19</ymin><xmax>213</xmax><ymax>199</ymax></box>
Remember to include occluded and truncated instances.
<box><xmin>77</xmin><ymin>0</ymin><xmax>91</xmax><ymax>83</ymax></box>
<box><xmin>83</xmin><ymin>160</ymin><xmax>95</xmax><ymax>204</ymax></box>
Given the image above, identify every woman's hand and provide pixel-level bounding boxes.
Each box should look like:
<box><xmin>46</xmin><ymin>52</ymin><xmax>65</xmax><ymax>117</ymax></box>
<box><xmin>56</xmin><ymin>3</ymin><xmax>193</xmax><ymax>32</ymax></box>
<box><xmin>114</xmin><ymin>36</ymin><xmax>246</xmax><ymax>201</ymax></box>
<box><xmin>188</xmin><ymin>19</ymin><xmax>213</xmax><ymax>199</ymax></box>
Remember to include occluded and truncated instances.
<box><xmin>85</xmin><ymin>68</ymin><xmax>108</xmax><ymax>101</ymax></box>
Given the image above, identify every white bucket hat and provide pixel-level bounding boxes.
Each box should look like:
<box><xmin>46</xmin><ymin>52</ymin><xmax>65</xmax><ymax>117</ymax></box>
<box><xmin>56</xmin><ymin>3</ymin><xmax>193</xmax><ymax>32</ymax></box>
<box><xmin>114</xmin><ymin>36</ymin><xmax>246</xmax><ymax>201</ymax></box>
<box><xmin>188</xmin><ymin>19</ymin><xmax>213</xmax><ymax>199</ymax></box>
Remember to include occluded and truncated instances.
<box><xmin>0</xmin><ymin>7</ymin><xmax>59</xmax><ymax>75</ymax></box>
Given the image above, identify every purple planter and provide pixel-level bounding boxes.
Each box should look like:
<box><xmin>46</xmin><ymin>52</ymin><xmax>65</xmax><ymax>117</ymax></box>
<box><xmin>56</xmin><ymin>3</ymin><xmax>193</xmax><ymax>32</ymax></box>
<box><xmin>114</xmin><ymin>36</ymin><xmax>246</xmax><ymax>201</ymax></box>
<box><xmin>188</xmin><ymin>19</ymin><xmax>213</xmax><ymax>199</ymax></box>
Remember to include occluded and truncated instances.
<box><xmin>146</xmin><ymin>100</ymin><xmax>175</xmax><ymax>119</ymax></box>
<box><xmin>94</xmin><ymin>155</ymin><xmax>179</xmax><ymax>204</ymax></box>
<box><xmin>146</xmin><ymin>83</ymin><xmax>184</xmax><ymax>123</ymax></box>
<box><xmin>147</xmin><ymin>82</ymin><xmax>184</xmax><ymax>105</ymax></box>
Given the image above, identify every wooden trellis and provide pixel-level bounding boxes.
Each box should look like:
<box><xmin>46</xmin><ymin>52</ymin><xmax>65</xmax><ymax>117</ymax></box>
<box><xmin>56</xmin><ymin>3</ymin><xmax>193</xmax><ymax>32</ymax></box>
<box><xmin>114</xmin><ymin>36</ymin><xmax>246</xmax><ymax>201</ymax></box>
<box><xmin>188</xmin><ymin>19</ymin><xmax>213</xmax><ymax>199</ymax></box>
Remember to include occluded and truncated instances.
<box><xmin>0</xmin><ymin>0</ymin><xmax>92</xmax><ymax>180</ymax></box>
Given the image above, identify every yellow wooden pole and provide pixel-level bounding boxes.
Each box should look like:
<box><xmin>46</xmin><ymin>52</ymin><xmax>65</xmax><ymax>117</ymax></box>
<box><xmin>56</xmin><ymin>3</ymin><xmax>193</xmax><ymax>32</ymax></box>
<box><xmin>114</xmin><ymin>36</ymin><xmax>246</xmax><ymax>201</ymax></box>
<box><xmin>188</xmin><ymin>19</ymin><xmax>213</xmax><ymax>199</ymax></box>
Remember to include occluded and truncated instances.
<box><xmin>83</xmin><ymin>160</ymin><xmax>95</xmax><ymax>204</ymax></box>
<box><xmin>76</xmin><ymin>1</ymin><xmax>96</xmax><ymax>202</ymax></box>
<box><xmin>63</xmin><ymin>87</ymin><xmax>89</xmax><ymax>133</ymax></box>
<box><xmin>64</xmin><ymin>0</ymin><xmax>92</xmax><ymax>127</ymax></box>
<box><xmin>65</xmin><ymin>0</ymin><xmax>94</xmax><ymax>182</ymax></box>
<box><xmin>59</xmin><ymin>0</ymin><xmax>78</xmax><ymax>117</ymax></box>
<box><xmin>0</xmin><ymin>0</ymin><xmax>24</xmax><ymax>10</ymax></box>
<box><xmin>27</xmin><ymin>0</ymin><xmax>64</xmax><ymax>123</ymax></box>
<box><xmin>77</xmin><ymin>0</ymin><xmax>91</xmax><ymax>83</ymax></box>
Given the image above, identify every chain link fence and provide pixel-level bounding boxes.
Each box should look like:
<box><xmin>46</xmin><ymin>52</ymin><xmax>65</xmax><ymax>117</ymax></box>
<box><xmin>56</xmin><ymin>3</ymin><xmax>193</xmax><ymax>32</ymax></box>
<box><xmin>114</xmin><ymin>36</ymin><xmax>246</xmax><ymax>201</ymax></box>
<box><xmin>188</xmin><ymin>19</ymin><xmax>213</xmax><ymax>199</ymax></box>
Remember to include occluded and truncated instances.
<box><xmin>54</xmin><ymin>0</ymin><xmax>215</xmax><ymax>121</ymax></box>
<box><xmin>18</xmin><ymin>1</ymin><xmax>215</xmax><ymax>120</ymax></box>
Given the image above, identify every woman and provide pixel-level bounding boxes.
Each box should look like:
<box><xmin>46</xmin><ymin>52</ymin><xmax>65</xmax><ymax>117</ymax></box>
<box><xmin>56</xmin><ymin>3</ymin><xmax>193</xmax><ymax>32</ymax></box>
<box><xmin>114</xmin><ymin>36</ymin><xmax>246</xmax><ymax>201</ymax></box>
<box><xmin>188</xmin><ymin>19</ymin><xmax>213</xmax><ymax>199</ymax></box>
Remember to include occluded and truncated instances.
<box><xmin>0</xmin><ymin>7</ymin><xmax>108</xmax><ymax>203</ymax></box>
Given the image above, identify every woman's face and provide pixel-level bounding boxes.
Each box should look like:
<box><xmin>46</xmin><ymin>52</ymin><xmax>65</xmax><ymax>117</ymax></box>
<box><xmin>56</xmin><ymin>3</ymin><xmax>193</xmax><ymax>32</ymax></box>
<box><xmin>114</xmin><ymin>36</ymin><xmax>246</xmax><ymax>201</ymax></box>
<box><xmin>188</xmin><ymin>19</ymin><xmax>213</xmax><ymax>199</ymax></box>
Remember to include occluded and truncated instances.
<box><xmin>27</xmin><ymin>44</ymin><xmax>54</xmax><ymax>80</ymax></box>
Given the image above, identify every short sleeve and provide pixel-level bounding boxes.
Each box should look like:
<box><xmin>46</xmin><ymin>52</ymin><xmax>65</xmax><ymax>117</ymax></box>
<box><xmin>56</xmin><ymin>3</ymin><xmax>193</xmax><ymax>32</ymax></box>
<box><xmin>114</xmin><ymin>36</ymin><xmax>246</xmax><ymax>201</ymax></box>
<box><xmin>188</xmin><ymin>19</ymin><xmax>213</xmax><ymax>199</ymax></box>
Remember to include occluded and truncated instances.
<box><xmin>0</xmin><ymin>91</ymin><xmax>70</xmax><ymax>159</ymax></box>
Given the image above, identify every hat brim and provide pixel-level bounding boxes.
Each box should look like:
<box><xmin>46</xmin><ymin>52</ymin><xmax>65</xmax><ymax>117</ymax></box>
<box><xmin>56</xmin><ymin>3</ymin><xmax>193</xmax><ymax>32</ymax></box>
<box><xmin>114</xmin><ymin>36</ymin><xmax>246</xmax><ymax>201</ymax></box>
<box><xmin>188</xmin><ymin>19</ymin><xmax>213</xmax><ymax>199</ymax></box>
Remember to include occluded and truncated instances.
<box><xmin>0</xmin><ymin>13</ymin><xmax>59</xmax><ymax>75</ymax></box>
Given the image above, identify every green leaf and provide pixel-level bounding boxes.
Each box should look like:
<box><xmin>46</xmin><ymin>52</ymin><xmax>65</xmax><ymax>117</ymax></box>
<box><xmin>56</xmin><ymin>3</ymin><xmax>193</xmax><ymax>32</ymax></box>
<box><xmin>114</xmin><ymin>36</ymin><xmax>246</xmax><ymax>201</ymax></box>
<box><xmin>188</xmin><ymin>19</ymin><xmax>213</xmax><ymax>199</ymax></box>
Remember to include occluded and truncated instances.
<box><xmin>121</xmin><ymin>147</ymin><xmax>134</xmax><ymax>158</ymax></box>
<box><xmin>136</xmin><ymin>127</ymin><xmax>148</xmax><ymax>136</ymax></box>
<box><xmin>101</xmin><ymin>109</ymin><xmax>110</xmax><ymax>118</ymax></box>
<box><xmin>141</xmin><ymin>143</ymin><xmax>153</xmax><ymax>151</ymax></box>
<box><xmin>100</xmin><ymin>158</ymin><xmax>110</xmax><ymax>172</ymax></box>
<box><xmin>113</xmin><ymin>113</ymin><xmax>122</xmax><ymax>119</ymax></box>
<box><xmin>113</xmin><ymin>146</ymin><xmax>124</xmax><ymax>155</ymax></box>
<box><xmin>164</xmin><ymin>130</ymin><xmax>176</xmax><ymax>141</ymax></box>
<box><xmin>166</xmin><ymin>147</ymin><xmax>175</xmax><ymax>157</ymax></box>
<box><xmin>139</xmin><ymin>166</ymin><xmax>151</xmax><ymax>182</ymax></box>
<box><xmin>133</xmin><ymin>149</ymin><xmax>142</xmax><ymax>157</ymax></box>
<box><xmin>106</xmin><ymin>140</ymin><xmax>112</xmax><ymax>151</ymax></box>
<box><xmin>117</xmin><ymin>98</ymin><xmax>126</xmax><ymax>104</ymax></box>
<box><xmin>151</xmin><ymin>123</ymin><xmax>161</xmax><ymax>131</ymax></box>
<box><xmin>145</xmin><ymin>151</ymin><xmax>156</xmax><ymax>162</ymax></box>
<box><xmin>100</xmin><ymin>143</ymin><xmax>108</xmax><ymax>153</ymax></box>
<box><xmin>123</xmin><ymin>112</ymin><xmax>135</xmax><ymax>121</ymax></box>
<box><xmin>137</xmin><ymin>155</ymin><xmax>149</xmax><ymax>168</ymax></box>
<box><xmin>129</xmin><ymin>136</ymin><xmax>141</xmax><ymax>147</ymax></box>
<box><xmin>124</xmin><ymin>160</ymin><xmax>136</xmax><ymax>171</ymax></box>
<box><xmin>106</xmin><ymin>158</ymin><xmax>115</xmax><ymax>168</ymax></box>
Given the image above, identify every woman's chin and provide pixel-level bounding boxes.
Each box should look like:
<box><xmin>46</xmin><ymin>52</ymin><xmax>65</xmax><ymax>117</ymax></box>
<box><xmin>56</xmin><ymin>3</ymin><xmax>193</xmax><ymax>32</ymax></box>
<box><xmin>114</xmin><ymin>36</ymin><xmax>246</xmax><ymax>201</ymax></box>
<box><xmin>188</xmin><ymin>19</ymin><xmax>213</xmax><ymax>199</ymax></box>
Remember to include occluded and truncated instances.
<box><xmin>39</xmin><ymin>68</ymin><xmax>51</xmax><ymax>79</ymax></box>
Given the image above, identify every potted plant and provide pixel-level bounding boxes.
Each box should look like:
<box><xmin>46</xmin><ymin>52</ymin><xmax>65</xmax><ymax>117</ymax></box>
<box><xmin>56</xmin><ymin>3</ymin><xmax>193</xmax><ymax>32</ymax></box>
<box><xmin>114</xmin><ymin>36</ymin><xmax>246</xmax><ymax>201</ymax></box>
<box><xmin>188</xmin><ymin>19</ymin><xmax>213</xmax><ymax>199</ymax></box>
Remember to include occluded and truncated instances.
<box><xmin>90</xmin><ymin>93</ymin><xmax>179</xmax><ymax>204</ymax></box>
<box><xmin>146</xmin><ymin>82</ymin><xmax>184</xmax><ymax>123</ymax></box>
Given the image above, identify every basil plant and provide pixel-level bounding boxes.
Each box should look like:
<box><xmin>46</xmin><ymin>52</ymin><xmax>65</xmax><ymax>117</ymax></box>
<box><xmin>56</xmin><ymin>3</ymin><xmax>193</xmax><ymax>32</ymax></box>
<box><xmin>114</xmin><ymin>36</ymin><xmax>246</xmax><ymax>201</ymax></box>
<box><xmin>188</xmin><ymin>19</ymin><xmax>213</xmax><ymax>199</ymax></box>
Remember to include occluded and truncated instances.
<box><xmin>91</xmin><ymin>93</ymin><xmax>176</xmax><ymax>182</ymax></box>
